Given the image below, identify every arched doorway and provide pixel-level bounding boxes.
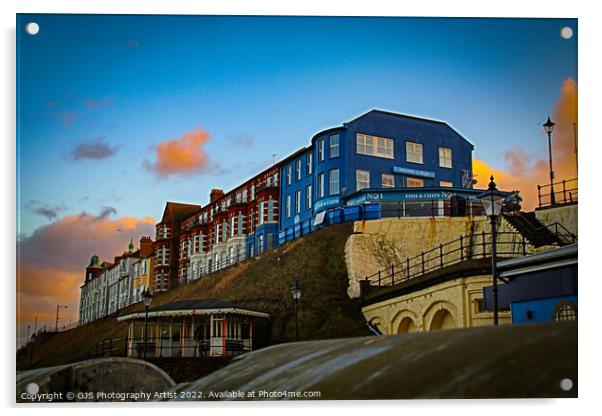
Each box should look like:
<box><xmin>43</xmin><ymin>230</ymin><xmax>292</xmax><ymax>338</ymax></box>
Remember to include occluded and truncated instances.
<box><xmin>397</xmin><ymin>317</ymin><xmax>417</xmax><ymax>334</ymax></box>
<box><xmin>429</xmin><ymin>308</ymin><xmax>455</xmax><ymax>331</ymax></box>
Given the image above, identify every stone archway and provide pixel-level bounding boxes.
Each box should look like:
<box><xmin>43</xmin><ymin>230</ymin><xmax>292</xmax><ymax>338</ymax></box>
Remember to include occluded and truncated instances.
<box><xmin>429</xmin><ymin>308</ymin><xmax>456</xmax><ymax>331</ymax></box>
<box><xmin>397</xmin><ymin>317</ymin><xmax>417</xmax><ymax>334</ymax></box>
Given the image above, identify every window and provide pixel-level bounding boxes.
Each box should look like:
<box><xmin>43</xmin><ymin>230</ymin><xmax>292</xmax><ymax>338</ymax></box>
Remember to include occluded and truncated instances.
<box><xmin>306</xmin><ymin>185</ymin><xmax>312</xmax><ymax>209</ymax></box>
<box><xmin>259</xmin><ymin>202</ymin><xmax>265</xmax><ymax>225</ymax></box>
<box><xmin>286</xmin><ymin>165</ymin><xmax>292</xmax><ymax>185</ymax></box>
<box><xmin>329</xmin><ymin>169</ymin><xmax>340</xmax><ymax>195</ymax></box>
<box><xmin>356</xmin><ymin>133</ymin><xmax>394</xmax><ymax>159</ymax></box>
<box><xmin>267</xmin><ymin>199</ymin><xmax>274</xmax><ymax>222</ymax></box>
<box><xmin>406</xmin><ymin>177</ymin><xmax>424</xmax><ymax>188</ymax></box>
<box><xmin>295</xmin><ymin>191</ymin><xmax>301</xmax><ymax>214</ymax></box>
<box><xmin>329</xmin><ymin>134</ymin><xmax>340</xmax><ymax>158</ymax></box>
<box><xmin>238</xmin><ymin>213</ymin><xmax>244</xmax><ymax>234</ymax></box>
<box><xmin>440</xmin><ymin>181</ymin><xmax>454</xmax><ymax>187</ymax></box>
<box><xmin>318</xmin><ymin>173</ymin><xmax>325</xmax><ymax>198</ymax></box>
<box><xmin>356</xmin><ymin>170</ymin><xmax>370</xmax><ymax>191</ymax></box>
<box><xmin>439</xmin><ymin>147</ymin><xmax>452</xmax><ymax>168</ymax></box>
<box><xmin>285</xmin><ymin>194</ymin><xmax>291</xmax><ymax>218</ymax></box>
<box><xmin>318</xmin><ymin>139</ymin><xmax>324</xmax><ymax>162</ymax></box>
<box><xmin>306</xmin><ymin>153</ymin><xmax>313</xmax><ymax>175</ymax></box>
<box><xmin>553</xmin><ymin>301</ymin><xmax>577</xmax><ymax>321</ymax></box>
<box><xmin>296</xmin><ymin>159</ymin><xmax>302</xmax><ymax>181</ymax></box>
<box><xmin>406</xmin><ymin>141</ymin><xmax>423</xmax><ymax>164</ymax></box>
<box><xmin>382</xmin><ymin>174</ymin><xmax>395</xmax><ymax>188</ymax></box>
<box><xmin>230</xmin><ymin>216</ymin><xmax>236</xmax><ymax>237</ymax></box>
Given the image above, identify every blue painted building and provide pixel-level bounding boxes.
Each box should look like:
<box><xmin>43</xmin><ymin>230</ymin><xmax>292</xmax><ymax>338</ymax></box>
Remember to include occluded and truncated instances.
<box><xmin>483</xmin><ymin>244</ymin><xmax>578</xmax><ymax>324</ymax></box>
<box><xmin>279</xmin><ymin>109</ymin><xmax>475</xmax><ymax>241</ymax></box>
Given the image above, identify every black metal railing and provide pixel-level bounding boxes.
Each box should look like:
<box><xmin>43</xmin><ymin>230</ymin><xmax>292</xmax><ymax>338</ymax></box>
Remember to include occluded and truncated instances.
<box><xmin>90</xmin><ymin>337</ymin><xmax>129</xmax><ymax>358</ymax></box>
<box><xmin>362</xmin><ymin>230</ymin><xmax>530</xmax><ymax>289</ymax></box>
<box><xmin>537</xmin><ymin>178</ymin><xmax>578</xmax><ymax>208</ymax></box>
<box><xmin>362</xmin><ymin>221</ymin><xmax>576</xmax><ymax>291</ymax></box>
<box><xmin>125</xmin><ymin>336</ymin><xmax>250</xmax><ymax>358</ymax></box>
<box><xmin>177</xmin><ymin>252</ymin><xmax>249</xmax><ymax>286</ymax></box>
<box><xmin>538</xmin><ymin>221</ymin><xmax>577</xmax><ymax>246</ymax></box>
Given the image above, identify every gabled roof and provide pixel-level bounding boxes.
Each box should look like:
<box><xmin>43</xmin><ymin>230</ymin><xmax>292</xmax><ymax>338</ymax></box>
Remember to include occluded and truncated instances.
<box><xmin>345</xmin><ymin>109</ymin><xmax>449</xmax><ymax>126</ymax></box>
<box><xmin>160</xmin><ymin>201</ymin><xmax>202</xmax><ymax>223</ymax></box>
<box><xmin>344</xmin><ymin>109</ymin><xmax>475</xmax><ymax>149</ymax></box>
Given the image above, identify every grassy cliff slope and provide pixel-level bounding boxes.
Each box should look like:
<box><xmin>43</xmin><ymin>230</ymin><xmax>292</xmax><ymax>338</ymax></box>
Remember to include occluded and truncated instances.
<box><xmin>18</xmin><ymin>223</ymin><xmax>369</xmax><ymax>370</ymax></box>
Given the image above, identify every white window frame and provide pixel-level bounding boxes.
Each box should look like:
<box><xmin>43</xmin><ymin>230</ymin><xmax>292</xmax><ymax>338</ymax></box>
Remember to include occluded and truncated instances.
<box><xmin>286</xmin><ymin>194</ymin><xmax>291</xmax><ymax>218</ymax></box>
<box><xmin>286</xmin><ymin>165</ymin><xmax>292</xmax><ymax>185</ymax></box>
<box><xmin>439</xmin><ymin>147</ymin><xmax>453</xmax><ymax>168</ymax></box>
<box><xmin>329</xmin><ymin>169</ymin><xmax>340</xmax><ymax>195</ymax></box>
<box><xmin>306</xmin><ymin>184</ymin><xmax>312</xmax><ymax>209</ymax></box>
<box><xmin>295</xmin><ymin>191</ymin><xmax>301</xmax><ymax>214</ymax></box>
<box><xmin>318</xmin><ymin>139</ymin><xmax>324</xmax><ymax>162</ymax></box>
<box><xmin>356</xmin><ymin>133</ymin><xmax>394</xmax><ymax>159</ymax></box>
<box><xmin>329</xmin><ymin>134</ymin><xmax>340</xmax><ymax>158</ymax></box>
<box><xmin>318</xmin><ymin>173</ymin><xmax>325</xmax><ymax>198</ymax></box>
<box><xmin>296</xmin><ymin>159</ymin><xmax>301</xmax><ymax>181</ymax></box>
<box><xmin>382</xmin><ymin>174</ymin><xmax>395</xmax><ymax>188</ymax></box>
<box><xmin>306</xmin><ymin>153</ymin><xmax>313</xmax><ymax>175</ymax></box>
<box><xmin>356</xmin><ymin>170</ymin><xmax>370</xmax><ymax>191</ymax></box>
<box><xmin>259</xmin><ymin>202</ymin><xmax>265</xmax><ymax>225</ymax></box>
<box><xmin>406</xmin><ymin>141</ymin><xmax>424</xmax><ymax>164</ymax></box>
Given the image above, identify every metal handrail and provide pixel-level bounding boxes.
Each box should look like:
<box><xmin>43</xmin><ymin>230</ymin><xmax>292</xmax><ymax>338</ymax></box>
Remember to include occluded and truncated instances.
<box><xmin>362</xmin><ymin>230</ymin><xmax>530</xmax><ymax>289</ymax></box>
<box><xmin>536</xmin><ymin>221</ymin><xmax>577</xmax><ymax>245</ymax></box>
<box><xmin>537</xmin><ymin>178</ymin><xmax>578</xmax><ymax>207</ymax></box>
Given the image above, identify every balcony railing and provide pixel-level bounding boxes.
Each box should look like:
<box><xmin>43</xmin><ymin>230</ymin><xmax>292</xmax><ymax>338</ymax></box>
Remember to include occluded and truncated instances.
<box><xmin>537</xmin><ymin>178</ymin><xmax>578</xmax><ymax>208</ymax></box>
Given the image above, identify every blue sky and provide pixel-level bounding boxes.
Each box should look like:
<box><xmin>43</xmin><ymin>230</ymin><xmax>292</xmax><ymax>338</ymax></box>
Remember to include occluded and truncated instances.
<box><xmin>17</xmin><ymin>14</ymin><xmax>577</xmax><ymax>236</ymax></box>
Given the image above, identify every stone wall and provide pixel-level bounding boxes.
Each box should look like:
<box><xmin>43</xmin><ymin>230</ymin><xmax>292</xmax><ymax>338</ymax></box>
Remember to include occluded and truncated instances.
<box><xmin>535</xmin><ymin>204</ymin><xmax>578</xmax><ymax>238</ymax></box>
<box><xmin>361</xmin><ymin>275</ymin><xmax>511</xmax><ymax>334</ymax></box>
<box><xmin>345</xmin><ymin>204</ymin><xmax>578</xmax><ymax>298</ymax></box>
<box><xmin>345</xmin><ymin>216</ymin><xmax>518</xmax><ymax>298</ymax></box>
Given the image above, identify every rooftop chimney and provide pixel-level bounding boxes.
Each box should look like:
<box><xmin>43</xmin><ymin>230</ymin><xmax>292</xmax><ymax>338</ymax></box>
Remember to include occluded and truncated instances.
<box><xmin>139</xmin><ymin>235</ymin><xmax>154</xmax><ymax>257</ymax></box>
<box><xmin>210</xmin><ymin>188</ymin><xmax>225</xmax><ymax>202</ymax></box>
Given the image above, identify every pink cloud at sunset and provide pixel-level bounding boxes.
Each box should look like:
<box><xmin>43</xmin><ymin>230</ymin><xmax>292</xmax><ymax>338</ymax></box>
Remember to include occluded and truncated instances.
<box><xmin>473</xmin><ymin>78</ymin><xmax>578</xmax><ymax>211</ymax></box>
<box><xmin>144</xmin><ymin>128</ymin><xmax>218</xmax><ymax>179</ymax></box>
<box><xmin>17</xmin><ymin>212</ymin><xmax>156</xmax><ymax>341</ymax></box>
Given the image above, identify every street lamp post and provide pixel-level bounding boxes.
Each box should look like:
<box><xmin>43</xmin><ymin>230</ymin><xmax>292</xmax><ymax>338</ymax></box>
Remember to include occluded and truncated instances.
<box><xmin>543</xmin><ymin>116</ymin><xmax>556</xmax><ymax>205</ymax></box>
<box><xmin>290</xmin><ymin>281</ymin><xmax>303</xmax><ymax>341</ymax></box>
<box><xmin>478</xmin><ymin>176</ymin><xmax>506</xmax><ymax>326</ymax></box>
<box><xmin>55</xmin><ymin>305</ymin><xmax>68</xmax><ymax>332</ymax></box>
<box><xmin>141</xmin><ymin>288</ymin><xmax>153</xmax><ymax>359</ymax></box>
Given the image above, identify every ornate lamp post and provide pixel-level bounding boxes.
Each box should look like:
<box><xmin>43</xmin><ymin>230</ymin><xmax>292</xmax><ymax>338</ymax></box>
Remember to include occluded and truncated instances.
<box><xmin>478</xmin><ymin>176</ymin><xmax>506</xmax><ymax>326</ymax></box>
<box><xmin>141</xmin><ymin>288</ymin><xmax>153</xmax><ymax>359</ymax></box>
<box><xmin>290</xmin><ymin>281</ymin><xmax>303</xmax><ymax>341</ymax></box>
<box><xmin>543</xmin><ymin>116</ymin><xmax>556</xmax><ymax>205</ymax></box>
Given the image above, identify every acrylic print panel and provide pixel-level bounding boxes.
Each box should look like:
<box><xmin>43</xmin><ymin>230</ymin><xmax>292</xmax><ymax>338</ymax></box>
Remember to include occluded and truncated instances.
<box><xmin>16</xmin><ymin>13</ymin><xmax>578</xmax><ymax>402</ymax></box>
